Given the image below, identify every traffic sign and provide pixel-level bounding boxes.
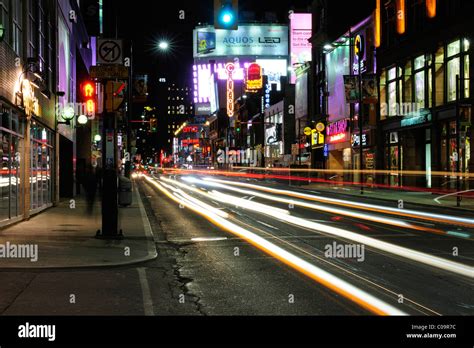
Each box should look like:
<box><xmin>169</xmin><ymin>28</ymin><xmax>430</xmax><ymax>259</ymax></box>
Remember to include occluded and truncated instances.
<box><xmin>90</xmin><ymin>65</ymin><xmax>129</xmax><ymax>79</ymax></box>
<box><xmin>97</xmin><ymin>39</ymin><xmax>123</xmax><ymax>64</ymax></box>
<box><xmin>304</xmin><ymin>127</ymin><xmax>312</xmax><ymax>136</ymax></box>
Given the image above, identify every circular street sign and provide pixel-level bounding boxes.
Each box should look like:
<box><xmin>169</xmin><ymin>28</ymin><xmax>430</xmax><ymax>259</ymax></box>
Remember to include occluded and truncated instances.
<box><xmin>304</xmin><ymin>127</ymin><xmax>312</xmax><ymax>136</ymax></box>
<box><xmin>99</xmin><ymin>40</ymin><xmax>122</xmax><ymax>63</ymax></box>
<box><xmin>316</xmin><ymin>122</ymin><xmax>325</xmax><ymax>132</ymax></box>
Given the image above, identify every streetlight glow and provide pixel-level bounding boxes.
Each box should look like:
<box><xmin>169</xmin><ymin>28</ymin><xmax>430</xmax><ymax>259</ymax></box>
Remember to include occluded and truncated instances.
<box><xmin>158</xmin><ymin>41</ymin><xmax>169</xmax><ymax>51</ymax></box>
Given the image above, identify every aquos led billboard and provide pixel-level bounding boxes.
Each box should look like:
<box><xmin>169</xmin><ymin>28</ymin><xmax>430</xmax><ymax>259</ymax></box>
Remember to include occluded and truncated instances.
<box><xmin>193</xmin><ymin>25</ymin><xmax>289</xmax><ymax>58</ymax></box>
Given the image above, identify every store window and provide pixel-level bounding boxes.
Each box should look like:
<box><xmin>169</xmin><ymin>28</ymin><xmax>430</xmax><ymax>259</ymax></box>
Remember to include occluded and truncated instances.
<box><xmin>446</xmin><ymin>39</ymin><xmax>470</xmax><ymax>102</ymax></box>
<box><xmin>412</xmin><ymin>54</ymin><xmax>432</xmax><ymax>108</ymax></box>
<box><xmin>30</xmin><ymin>124</ymin><xmax>53</xmax><ymax>211</ymax></box>
<box><xmin>0</xmin><ymin>108</ymin><xmax>23</xmax><ymax>222</ymax></box>
<box><xmin>435</xmin><ymin>47</ymin><xmax>445</xmax><ymax>106</ymax></box>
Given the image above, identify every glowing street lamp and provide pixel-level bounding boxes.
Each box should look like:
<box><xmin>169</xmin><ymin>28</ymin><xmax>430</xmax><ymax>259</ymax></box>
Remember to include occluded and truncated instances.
<box><xmin>158</xmin><ymin>41</ymin><xmax>169</xmax><ymax>51</ymax></box>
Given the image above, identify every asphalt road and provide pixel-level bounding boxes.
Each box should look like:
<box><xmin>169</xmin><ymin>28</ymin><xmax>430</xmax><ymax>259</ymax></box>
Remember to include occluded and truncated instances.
<box><xmin>138</xmin><ymin>173</ymin><xmax>474</xmax><ymax>316</ymax></box>
<box><xmin>0</xmin><ymin>173</ymin><xmax>471</xmax><ymax>316</ymax></box>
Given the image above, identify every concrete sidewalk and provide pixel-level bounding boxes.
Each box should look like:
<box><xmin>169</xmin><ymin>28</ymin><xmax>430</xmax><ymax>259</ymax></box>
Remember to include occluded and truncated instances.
<box><xmin>0</xmin><ymin>182</ymin><xmax>157</xmax><ymax>269</ymax></box>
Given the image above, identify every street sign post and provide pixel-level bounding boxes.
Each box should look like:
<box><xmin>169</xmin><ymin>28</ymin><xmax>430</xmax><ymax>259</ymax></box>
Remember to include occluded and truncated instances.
<box><xmin>97</xmin><ymin>39</ymin><xmax>123</xmax><ymax>65</ymax></box>
<box><xmin>90</xmin><ymin>65</ymin><xmax>128</xmax><ymax>79</ymax></box>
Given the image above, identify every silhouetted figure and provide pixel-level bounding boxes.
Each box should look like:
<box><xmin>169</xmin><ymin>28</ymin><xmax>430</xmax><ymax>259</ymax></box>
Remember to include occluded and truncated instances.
<box><xmin>84</xmin><ymin>165</ymin><xmax>98</xmax><ymax>215</ymax></box>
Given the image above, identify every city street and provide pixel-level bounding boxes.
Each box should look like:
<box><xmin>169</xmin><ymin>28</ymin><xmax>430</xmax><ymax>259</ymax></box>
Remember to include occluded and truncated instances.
<box><xmin>1</xmin><ymin>173</ymin><xmax>471</xmax><ymax>317</ymax></box>
<box><xmin>1</xmin><ymin>0</ymin><xmax>473</xmax><ymax>345</ymax></box>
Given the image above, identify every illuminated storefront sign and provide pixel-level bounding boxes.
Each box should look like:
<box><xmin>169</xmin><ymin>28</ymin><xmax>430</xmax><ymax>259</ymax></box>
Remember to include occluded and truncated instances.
<box><xmin>182</xmin><ymin>139</ymin><xmax>200</xmax><ymax>146</ymax></box>
<box><xmin>183</xmin><ymin>126</ymin><xmax>199</xmax><ymax>133</ymax></box>
<box><xmin>351</xmin><ymin>133</ymin><xmax>368</xmax><ymax>147</ymax></box>
<box><xmin>401</xmin><ymin>109</ymin><xmax>432</xmax><ymax>127</ymax></box>
<box><xmin>311</xmin><ymin>131</ymin><xmax>325</xmax><ymax>148</ymax></box>
<box><xmin>327</xmin><ymin>119</ymin><xmax>348</xmax><ymax>144</ymax></box>
<box><xmin>16</xmin><ymin>79</ymin><xmax>39</xmax><ymax>118</ymax></box>
<box><xmin>245</xmin><ymin>63</ymin><xmax>263</xmax><ymax>91</ymax></box>
<box><xmin>226</xmin><ymin>63</ymin><xmax>235</xmax><ymax>117</ymax></box>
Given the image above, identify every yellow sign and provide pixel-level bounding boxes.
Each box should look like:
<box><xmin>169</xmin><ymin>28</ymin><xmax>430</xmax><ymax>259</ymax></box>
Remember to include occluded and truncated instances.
<box><xmin>354</xmin><ymin>35</ymin><xmax>364</xmax><ymax>57</ymax></box>
<box><xmin>304</xmin><ymin>127</ymin><xmax>312</xmax><ymax>136</ymax></box>
<box><xmin>316</xmin><ymin>122</ymin><xmax>325</xmax><ymax>132</ymax></box>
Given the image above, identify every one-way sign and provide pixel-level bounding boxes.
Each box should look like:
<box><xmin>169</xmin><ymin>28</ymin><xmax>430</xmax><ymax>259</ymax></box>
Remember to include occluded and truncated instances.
<box><xmin>97</xmin><ymin>39</ymin><xmax>123</xmax><ymax>65</ymax></box>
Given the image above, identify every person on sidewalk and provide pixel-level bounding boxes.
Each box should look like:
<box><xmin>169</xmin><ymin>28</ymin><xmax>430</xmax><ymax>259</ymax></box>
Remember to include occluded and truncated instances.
<box><xmin>84</xmin><ymin>165</ymin><xmax>98</xmax><ymax>215</ymax></box>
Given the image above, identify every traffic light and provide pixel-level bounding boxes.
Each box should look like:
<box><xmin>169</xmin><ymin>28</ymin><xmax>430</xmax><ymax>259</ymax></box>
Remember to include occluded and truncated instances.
<box><xmin>81</xmin><ymin>81</ymin><xmax>96</xmax><ymax>116</ymax></box>
<box><xmin>214</xmin><ymin>0</ymin><xmax>238</xmax><ymax>30</ymax></box>
<box><xmin>276</xmin><ymin>123</ymin><xmax>283</xmax><ymax>141</ymax></box>
<box><xmin>105</xmin><ymin>81</ymin><xmax>126</xmax><ymax>112</ymax></box>
<box><xmin>150</xmin><ymin>118</ymin><xmax>157</xmax><ymax>133</ymax></box>
<box><xmin>235</xmin><ymin>119</ymin><xmax>241</xmax><ymax>133</ymax></box>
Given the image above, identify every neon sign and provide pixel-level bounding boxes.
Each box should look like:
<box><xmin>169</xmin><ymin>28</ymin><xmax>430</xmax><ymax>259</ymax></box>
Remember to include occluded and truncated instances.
<box><xmin>327</xmin><ymin>119</ymin><xmax>348</xmax><ymax>144</ymax></box>
<box><xmin>245</xmin><ymin>63</ymin><xmax>263</xmax><ymax>91</ymax></box>
<box><xmin>226</xmin><ymin>63</ymin><xmax>235</xmax><ymax>117</ymax></box>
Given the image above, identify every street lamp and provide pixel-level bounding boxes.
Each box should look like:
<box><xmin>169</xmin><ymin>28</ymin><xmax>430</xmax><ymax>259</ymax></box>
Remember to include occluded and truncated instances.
<box><xmin>158</xmin><ymin>41</ymin><xmax>169</xmax><ymax>51</ymax></box>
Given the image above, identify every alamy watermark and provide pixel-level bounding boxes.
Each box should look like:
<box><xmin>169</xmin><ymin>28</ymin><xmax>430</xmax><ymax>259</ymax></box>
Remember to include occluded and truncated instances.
<box><xmin>216</xmin><ymin>147</ymin><xmax>262</xmax><ymax>166</ymax></box>
<box><xmin>0</xmin><ymin>242</ymin><xmax>38</xmax><ymax>262</ymax></box>
<box><xmin>324</xmin><ymin>241</ymin><xmax>365</xmax><ymax>262</ymax></box>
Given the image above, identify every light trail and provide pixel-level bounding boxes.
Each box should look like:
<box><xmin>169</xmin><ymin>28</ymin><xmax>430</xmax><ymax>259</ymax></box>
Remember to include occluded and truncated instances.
<box><xmin>185</xmin><ymin>177</ymin><xmax>445</xmax><ymax>235</ymax></box>
<box><xmin>202</xmin><ymin>177</ymin><xmax>474</xmax><ymax>229</ymax></box>
<box><xmin>161</xmin><ymin>176</ymin><xmax>473</xmax><ymax>278</ymax></box>
<box><xmin>202</xmin><ymin>189</ymin><xmax>474</xmax><ymax>279</ymax></box>
<box><xmin>144</xmin><ymin>175</ymin><xmax>407</xmax><ymax>316</ymax></box>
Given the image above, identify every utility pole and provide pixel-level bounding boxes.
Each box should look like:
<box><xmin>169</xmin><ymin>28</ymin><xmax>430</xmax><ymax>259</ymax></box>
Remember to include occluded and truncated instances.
<box><xmin>125</xmin><ymin>40</ymin><xmax>133</xmax><ymax>178</ymax></box>
<box><xmin>456</xmin><ymin>75</ymin><xmax>461</xmax><ymax>207</ymax></box>
<box><xmin>356</xmin><ymin>35</ymin><xmax>364</xmax><ymax>195</ymax></box>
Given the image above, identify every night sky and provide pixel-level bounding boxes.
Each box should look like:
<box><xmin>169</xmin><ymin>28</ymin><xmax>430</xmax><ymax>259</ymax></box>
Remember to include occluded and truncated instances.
<box><xmin>114</xmin><ymin>0</ymin><xmax>314</xmax><ymax>87</ymax></box>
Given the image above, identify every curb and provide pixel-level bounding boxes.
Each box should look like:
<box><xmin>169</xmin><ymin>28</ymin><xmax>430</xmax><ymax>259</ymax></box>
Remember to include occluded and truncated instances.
<box><xmin>0</xmin><ymin>186</ymin><xmax>159</xmax><ymax>271</ymax></box>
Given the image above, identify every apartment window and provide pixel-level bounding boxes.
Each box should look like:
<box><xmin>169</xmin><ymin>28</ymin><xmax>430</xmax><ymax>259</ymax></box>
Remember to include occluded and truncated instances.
<box><xmin>37</xmin><ymin>0</ymin><xmax>46</xmax><ymax>72</ymax></box>
<box><xmin>463</xmin><ymin>39</ymin><xmax>470</xmax><ymax>99</ymax></box>
<box><xmin>403</xmin><ymin>61</ymin><xmax>412</xmax><ymax>103</ymax></box>
<box><xmin>27</xmin><ymin>0</ymin><xmax>38</xmax><ymax>58</ymax></box>
<box><xmin>11</xmin><ymin>0</ymin><xmax>23</xmax><ymax>56</ymax></box>
<box><xmin>0</xmin><ymin>1</ymin><xmax>9</xmax><ymax>44</ymax></box>
<box><xmin>446</xmin><ymin>39</ymin><xmax>469</xmax><ymax>102</ymax></box>
<box><xmin>387</xmin><ymin>67</ymin><xmax>400</xmax><ymax>116</ymax></box>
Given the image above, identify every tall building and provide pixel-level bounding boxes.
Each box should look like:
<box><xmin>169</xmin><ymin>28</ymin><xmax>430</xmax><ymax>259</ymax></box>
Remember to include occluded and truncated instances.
<box><xmin>158</xmin><ymin>81</ymin><xmax>193</xmax><ymax>156</ymax></box>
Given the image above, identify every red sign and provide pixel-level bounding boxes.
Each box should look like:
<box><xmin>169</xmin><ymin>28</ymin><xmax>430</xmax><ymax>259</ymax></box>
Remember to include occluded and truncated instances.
<box><xmin>182</xmin><ymin>139</ymin><xmax>199</xmax><ymax>146</ymax></box>
<box><xmin>183</xmin><ymin>126</ymin><xmax>199</xmax><ymax>133</ymax></box>
<box><xmin>246</xmin><ymin>63</ymin><xmax>263</xmax><ymax>90</ymax></box>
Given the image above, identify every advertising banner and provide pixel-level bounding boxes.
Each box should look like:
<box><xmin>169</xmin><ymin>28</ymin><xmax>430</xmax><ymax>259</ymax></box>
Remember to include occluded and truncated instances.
<box><xmin>194</xmin><ymin>25</ymin><xmax>289</xmax><ymax>58</ymax></box>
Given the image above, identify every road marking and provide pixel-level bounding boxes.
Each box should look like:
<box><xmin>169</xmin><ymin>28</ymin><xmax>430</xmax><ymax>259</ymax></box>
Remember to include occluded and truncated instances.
<box><xmin>256</xmin><ymin>220</ymin><xmax>279</xmax><ymax>230</ymax></box>
<box><xmin>137</xmin><ymin>268</ymin><xmax>155</xmax><ymax>316</ymax></box>
<box><xmin>434</xmin><ymin>189</ymin><xmax>474</xmax><ymax>204</ymax></box>
<box><xmin>191</xmin><ymin>237</ymin><xmax>228</xmax><ymax>242</ymax></box>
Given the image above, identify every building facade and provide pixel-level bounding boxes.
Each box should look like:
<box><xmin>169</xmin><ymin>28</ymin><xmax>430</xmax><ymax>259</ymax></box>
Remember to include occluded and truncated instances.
<box><xmin>0</xmin><ymin>0</ymin><xmax>93</xmax><ymax>226</ymax></box>
<box><xmin>377</xmin><ymin>0</ymin><xmax>473</xmax><ymax>189</ymax></box>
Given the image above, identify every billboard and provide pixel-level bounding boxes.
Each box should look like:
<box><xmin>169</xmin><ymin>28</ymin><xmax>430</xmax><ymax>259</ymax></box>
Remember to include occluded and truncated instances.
<box><xmin>290</xmin><ymin>13</ymin><xmax>312</xmax><ymax>84</ymax></box>
<box><xmin>193</xmin><ymin>25</ymin><xmax>289</xmax><ymax>58</ymax></box>
<box><xmin>133</xmin><ymin>75</ymin><xmax>148</xmax><ymax>103</ymax></box>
